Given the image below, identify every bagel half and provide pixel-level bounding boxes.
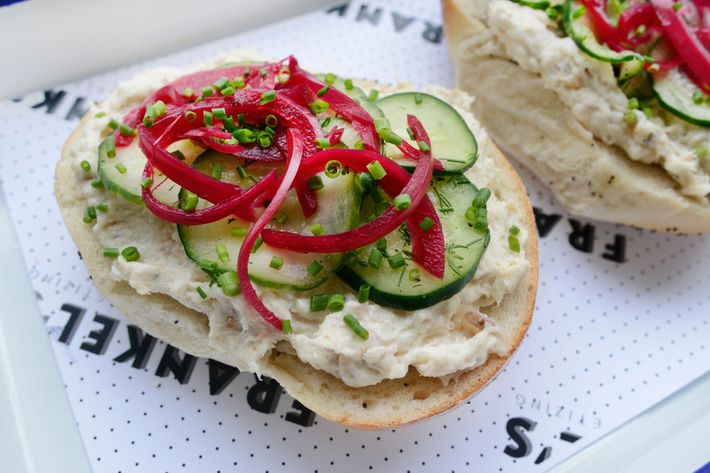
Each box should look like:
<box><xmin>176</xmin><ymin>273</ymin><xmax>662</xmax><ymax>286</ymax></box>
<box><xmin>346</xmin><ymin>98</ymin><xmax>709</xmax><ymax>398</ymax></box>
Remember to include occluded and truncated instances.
<box><xmin>443</xmin><ymin>0</ymin><xmax>710</xmax><ymax>233</ymax></box>
<box><xmin>55</xmin><ymin>53</ymin><xmax>538</xmax><ymax>428</ymax></box>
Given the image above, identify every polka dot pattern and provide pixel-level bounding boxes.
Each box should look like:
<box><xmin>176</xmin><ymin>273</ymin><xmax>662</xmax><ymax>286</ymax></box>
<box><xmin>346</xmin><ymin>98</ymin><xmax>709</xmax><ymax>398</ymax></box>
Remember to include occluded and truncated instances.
<box><xmin>1</xmin><ymin>1</ymin><xmax>709</xmax><ymax>471</ymax></box>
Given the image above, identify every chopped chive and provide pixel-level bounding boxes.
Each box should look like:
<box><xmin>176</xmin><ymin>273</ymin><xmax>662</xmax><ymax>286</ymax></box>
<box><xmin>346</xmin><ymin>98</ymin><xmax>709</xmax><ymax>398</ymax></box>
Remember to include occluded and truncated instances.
<box><xmin>408</xmin><ymin>268</ymin><xmax>421</xmax><ymax>282</ymax></box>
<box><xmin>251</xmin><ymin>236</ymin><xmax>263</xmax><ymax>253</ymax></box>
<box><xmin>694</xmin><ymin>145</ymin><xmax>709</xmax><ymax>159</ymax></box>
<box><xmin>472</xmin><ymin>188</ymin><xmax>491</xmax><ymax>208</ymax></box>
<box><xmin>237</xmin><ymin>166</ymin><xmax>249</xmax><ymax>180</ymax></box>
<box><xmin>96</xmin><ymin>202</ymin><xmax>108</xmax><ymax>213</ymax></box>
<box><xmin>573</xmin><ymin>5</ymin><xmax>586</xmax><ymax>19</ymax></box>
<box><xmin>474</xmin><ymin>217</ymin><xmax>488</xmax><ymax>232</ymax></box>
<box><xmin>265</xmin><ymin>114</ymin><xmax>278</xmax><ymax>127</ymax></box>
<box><xmin>184</xmin><ymin>111</ymin><xmax>197</xmax><ymax>122</ymax></box>
<box><xmin>212</xmin><ymin>107</ymin><xmax>227</xmax><ymax>120</ymax></box>
<box><xmin>141</xmin><ymin>177</ymin><xmax>153</xmax><ymax>190</ymax></box>
<box><xmin>692</xmin><ymin>89</ymin><xmax>705</xmax><ymax>105</ymax></box>
<box><xmin>231</xmin><ymin>227</ymin><xmax>248</xmax><ymax>237</ymax></box>
<box><xmin>121</xmin><ymin>246</ymin><xmax>140</xmax><ymax>262</ymax></box>
<box><xmin>327</xmin><ymin>294</ymin><xmax>346</xmax><ymax>312</ymax></box>
<box><xmin>383</xmin><ymin>131</ymin><xmax>403</xmax><ymax>146</ymax></box>
<box><xmin>269</xmin><ymin>256</ymin><xmax>284</xmax><ymax>270</ymax></box>
<box><xmin>358</xmin><ymin>284</ymin><xmax>371</xmax><ymax>303</ymax></box>
<box><xmin>309</xmin><ymin>99</ymin><xmax>329</xmax><ymax>114</ymax></box>
<box><xmin>83</xmin><ymin>206</ymin><xmax>97</xmax><ymax>223</ymax></box>
<box><xmin>510</xmin><ymin>225</ymin><xmax>521</xmax><ymax>236</ymax></box>
<box><xmin>196</xmin><ymin>286</ymin><xmax>207</xmax><ymax>299</ymax></box>
<box><xmin>414</xmin><ymin>93</ymin><xmax>423</xmax><ymax>105</ymax></box>
<box><xmin>673</xmin><ymin>1</ymin><xmax>683</xmax><ymax>10</ymax></box>
<box><xmin>320</xmin><ymin>116</ymin><xmax>332</xmax><ymax>128</ymax></box>
<box><xmin>95</xmin><ymin>112</ymin><xmax>106</xmax><ymax>118</ymax></box>
<box><xmin>376</xmin><ymin>238</ymin><xmax>387</xmax><ymax>252</ymax></box>
<box><xmin>237</xmin><ymin>113</ymin><xmax>246</xmax><ymax>126</ymax></box>
<box><xmin>115</xmin><ymin>163</ymin><xmax>127</xmax><ymax>174</ymax></box>
<box><xmin>368</xmin><ymin>89</ymin><xmax>379</xmax><ymax>101</ymax></box>
<box><xmin>259</xmin><ymin>68</ymin><xmax>267</xmax><ymax>78</ymax></box>
<box><xmin>310</xmin><ymin>294</ymin><xmax>329</xmax><ymax>311</ymax></box>
<box><xmin>635</xmin><ymin>24</ymin><xmax>646</xmax><ymax>37</ymax></box>
<box><xmin>358</xmin><ymin>172</ymin><xmax>374</xmax><ymax>192</ymax></box>
<box><xmin>623</xmin><ymin>111</ymin><xmax>638</xmax><ymax>126</ymax></box>
<box><xmin>183</xmin><ymin>192</ymin><xmax>198</xmax><ymax>210</ymax></box>
<box><xmin>107</xmin><ymin>118</ymin><xmax>119</xmax><ymax>130</ymax></box>
<box><xmin>118</xmin><ymin>123</ymin><xmax>134</xmax><ymax>137</ymax></box>
<box><xmin>465</xmin><ymin>207</ymin><xmax>478</xmax><ymax>222</ymax></box>
<box><xmin>419</xmin><ymin>216</ymin><xmax>434</xmax><ymax>232</ymax></box>
<box><xmin>234</xmin><ymin>129</ymin><xmax>256</xmax><ymax>143</ymax></box>
<box><xmin>211</xmin><ymin>163</ymin><xmax>223</xmax><ymax>180</ymax></box>
<box><xmin>406</xmin><ymin>127</ymin><xmax>415</xmax><ymax>140</ymax></box>
<box><xmin>258</xmin><ymin>133</ymin><xmax>272</xmax><ymax>148</ymax></box>
<box><xmin>508</xmin><ymin>235</ymin><xmax>521</xmax><ymax>253</ymax></box>
<box><xmin>393</xmin><ymin>194</ymin><xmax>411</xmax><ymax>211</ymax></box>
<box><xmin>353</xmin><ymin>140</ymin><xmax>365</xmax><ymax>150</ymax></box>
<box><xmin>214</xmin><ymin>76</ymin><xmax>230</xmax><ymax>90</ymax></box>
<box><xmin>546</xmin><ymin>6</ymin><xmax>559</xmax><ymax>19</ymax></box>
<box><xmin>343</xmin><ymin>314</ymin><xmax>368</xmax><ymax>340</ymax></box>
<box><xmin>317</xmin><ymin>85</ymin><xmax>330</xmax><ymax>97</ymax></box>
<box><xmin>315</xmin><ymin>137</ymin><xmax>331</xmax><ymax>149</ymax></box>
<box><xmin>260</xmin><ymin>90</ymin><xmax>276</xmax><ymax>105</ymax></box>
<box><xmin>324</xmin><ymin>73</ymin><xmax>336</xmax><ymax>85</ymax></box>
<box><xmin>344</xmin><ymin>78</ymin><xmax>353</xmax><ymax>90</ymax></box>
<box><xmin>103</xmin><ymin>247</ymin><xmax>119</xmax><ymax>258</ymax></box>
<box><xmin>244</xmin><ymin>67</ymin><xmax>251</xmax><ymax>76</ymax></box>
<box><xmin>105</xmin><ymin>136</ymin><xmax>116</xmax><ymax>158</ymax></box>
<box><xmin>203</xmin><ymin>111</ymin><xmax>213</xmax><ymax>127</ymax></box>
<box><xmin>80</xmin><ymin>160</ymin><xmax>91</xmax><ymax>172</ymax></box>
<box><xmin>143</xmin><ymin>107</ymin><xmax>155</xmax><ymax>128</ymax></box>
<box><xmin>232</xmin><ymin>76</ymin><xmax>246</xmax><ymax>89</ymax></box>
<box><xmin>310</xmin><ymin>223</ymin><xmax>325</xmax><ymax>236</ymax></box>
<box><xmin>217</xmin><ymin>271</ymin><xmax>240</xmax><ymax>296</ymax></box>
<box><xmin>368</xmin><ymin>248</ymin><xmax>383</xmax><ymax>269</ymax></box>
<box><xmin>418</xmin><ymin>140</ymin><xmax>431</xmax><ymax>152</ymax></box>
<box><xmin>366</xmin><ymin>161</ymin><xmax>387</xmax><ymax>180</ymax></box>
<box><xmin>325</xmin><ymin>160</ymin><xmax>342</xmax><ymax>178</ymax></box>
<box><xmin>642</xmin><ymin>106</ymin><xmax>653</xmax><ymax>119</ymax></box>
<box><xmin>201</xmin><ymin>86</ymin><xmax>214</xmax><ymax>98</ymax></box>
<box><xmin>153</xmin><ymin>100</ymin><xmax>167</xmax><ymax>116</ymax></box>
<box><xmin>307</xmin><ymin>261</ymin><xmax>324</xmax><ymax>277</ymax></box>
<box><xmin>281</xmin><ymin>319</ymin><xmax>293</xmax><ymax>334</ymax></box>
<box><xmin>306</xmin><ymin>175</ymin><xmax>324</xmax><ymax>191</ymax></box>
<box><xmin>181</xmin><ymin>87</ymin><xmax>194</xmax><ymax>98</ymax></box>
<box><xmin>216</xmin><ymin>243</ymin><xmax>230</xmax><ymax>263</ymax></box>
<box><xmin>223</xmin><ymin>116</ymin><xmax>236</xmax><ymax>132</ymax></box>
<box><xmin>91</xmin><ymin>179</ymin><xmax>104</xmax><ymax>189</ymax></box>
<box><xmin>387</xmin><ymin>253</ymin><xmax>406</xmax><ymax>269</ymax></box>
<box><xmin>628</xmin><ymin>97</ymin><xmax>640</xmax><ymax>110</ymax></box>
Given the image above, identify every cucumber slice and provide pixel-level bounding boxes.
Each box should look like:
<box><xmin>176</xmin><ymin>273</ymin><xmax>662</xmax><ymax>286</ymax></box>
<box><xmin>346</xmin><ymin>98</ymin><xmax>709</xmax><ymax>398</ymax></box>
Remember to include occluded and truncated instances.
<box><xmin>337</xmin><ymin>174</ymin><xmax>489</xmax><ymax>310</ymax></box>
<box><xmin>563</xmin><ymin>0</ymin><xmax>644</xmax><ymax>64</ymax></box>
<box><xmin>98</xmin><ymin>138</ymin><xmax>204</xmax><ymax>205</ymax></box>
<box><xmin>177</xmin><ymin>152</ymin><xmax>362</xmax><ymax>291</ymax></box>
<box><xmin>376</xmin><ymin>92</ymin><xmax>478</xmax><ymax>174</ymax></box>
<box><xmin>510</xmin><ymin>0</ymin><xmax>551</xmax><ymax>9</ymax></box>
<box><xmin>653</xmin><ymin>69</ymin><xmax>710</xmax><ymax>127</ymax></box>
<box><xmin>617</xmin><ymin>59</ymin><xmax>645</xmax><ymax>86</ymax></box>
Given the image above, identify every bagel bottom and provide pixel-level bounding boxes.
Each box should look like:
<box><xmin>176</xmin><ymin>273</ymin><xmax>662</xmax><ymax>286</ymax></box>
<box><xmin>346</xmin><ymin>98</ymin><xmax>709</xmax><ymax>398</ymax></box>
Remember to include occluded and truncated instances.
<box><xmin>56</xmin><ymin>111</ymin><xmax>537</xmax><ymax>428</ymax></box>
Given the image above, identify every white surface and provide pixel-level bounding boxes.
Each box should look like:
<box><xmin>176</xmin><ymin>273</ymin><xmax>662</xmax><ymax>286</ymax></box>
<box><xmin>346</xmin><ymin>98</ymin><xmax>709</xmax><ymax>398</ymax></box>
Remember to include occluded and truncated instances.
<box><xmin>0</xmin><ymin>0</ymin><xmax>708</xmax><ymax>471</ymax></box>
<box><xmin>549</xmin><ymin>371</ymin><xmax>710</xmax><ymax>473</ymax></box>
<box><xmin>0</xmin><ymin>184</ymin><xmax>91</xmax><ymax>473</ymax></box>
<box><xmin>0</xmin><ymin>0</ymin><xmax>339</xmax><ymax>99</ymax></box>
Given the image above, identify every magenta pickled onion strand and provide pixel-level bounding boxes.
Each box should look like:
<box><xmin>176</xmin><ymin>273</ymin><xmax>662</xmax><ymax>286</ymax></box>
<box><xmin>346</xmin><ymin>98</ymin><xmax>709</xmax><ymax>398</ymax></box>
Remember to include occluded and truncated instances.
<box><xmin>618</xmin><ymin>3</ymin><xmax>663</xmax><ymax>45</ymax></box>
<box><xmin>295</xmin><ymin>183</ymin><xmax>319</xmax><ymax>218</ymax></box>
<box><xmin>652</xmin><ymin>0</ymin><xmax>710</xmax><ymax>89</ymax></box>
<box><xmin>140</xmin><ymin>161</ymin><xmax>279</xmax><ymax>224</ymax></box>
<box><xmin>261</xmin><ymin>149</ymin><xmax>444</xmax><ymax>277</ymax></box>
<box><xmin>328</xmin><ymin>126</ymin><xmax>345</xmax><ymax>146</ymax></box>
<box><xmin>578</xmin><ymin>0</ymin><xmax>630</xmax><ymax>50</ymax></box>
<box><xmin>394</xmin><ymin>118</ymin><xmax>445</xmax><ymax>171</ymax></box>
<box><xmin>238</xmin><ymin>129</ymin><xmax>304</xmax><ymax>330</ymax></box>
<box><xmin>179</xmin><ymin>127</ymin><xmax>233</xmax><ymax>141</ymax></box>
<box><xmin>139</xmin><ymin>120</ymin><xmax>243</xmax><ymax>204</ymax></box>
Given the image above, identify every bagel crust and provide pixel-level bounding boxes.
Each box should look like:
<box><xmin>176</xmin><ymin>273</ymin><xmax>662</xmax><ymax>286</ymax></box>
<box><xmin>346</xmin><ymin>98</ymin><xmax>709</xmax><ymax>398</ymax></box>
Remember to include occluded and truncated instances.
<box><xmin>55</xmin><ymin>52</ymin><xmax>538</xmax><ymax>427</ymax></box>
<box><xmin>443</xmin><ymin>0</ymin><xmax>710</xmax><ymax>233</ymax></box>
